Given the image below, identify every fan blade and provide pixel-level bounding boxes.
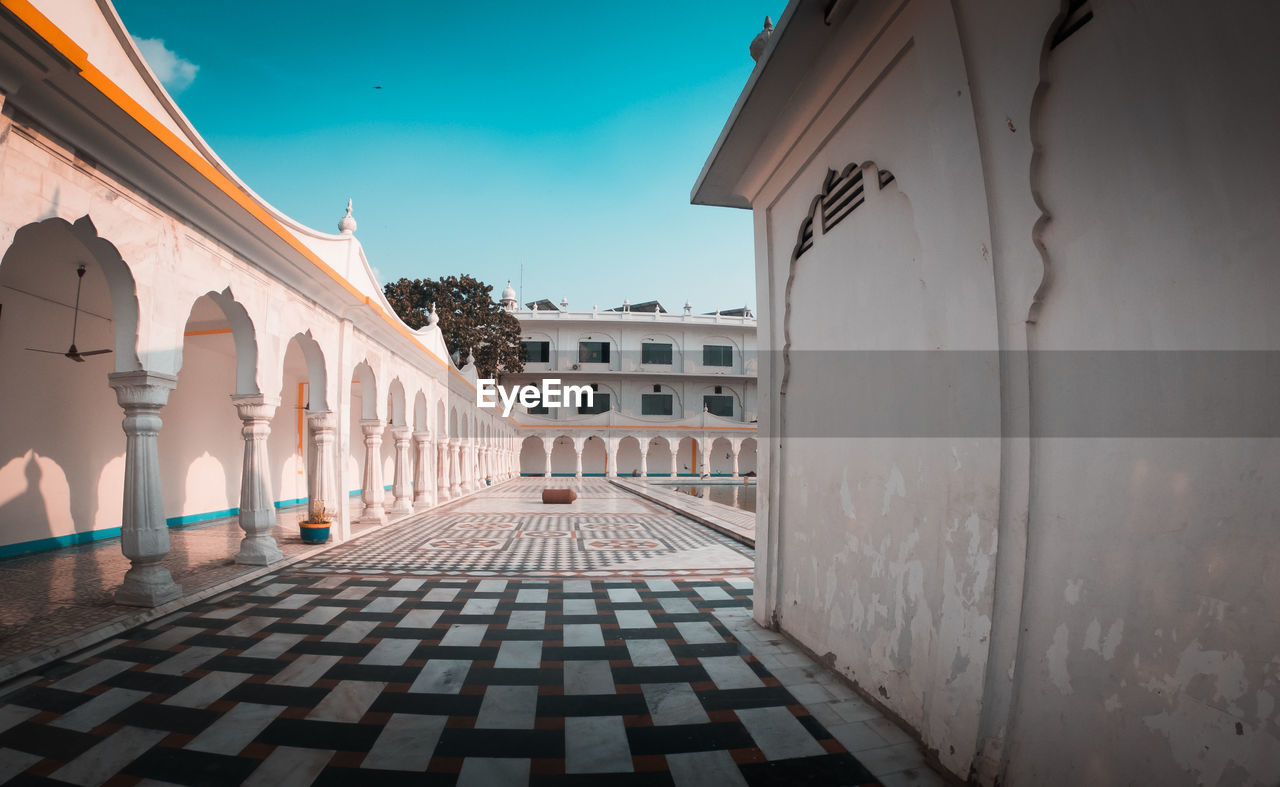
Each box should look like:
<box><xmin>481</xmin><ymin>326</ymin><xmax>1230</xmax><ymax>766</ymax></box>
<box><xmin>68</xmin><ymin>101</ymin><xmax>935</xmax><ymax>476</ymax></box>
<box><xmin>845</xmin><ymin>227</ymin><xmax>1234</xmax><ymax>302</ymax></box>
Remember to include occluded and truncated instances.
<box><xmin>77</xmin><ymin>349</ymin><xmax>112</xmax><ymax>356</ymax></box>
<box><xmin>26</xmin><ymin>348</ymin><xmax>67</xmax><ymax>354</ymax></box>
<box><xmin>68</xmin><ymin>353</ymin><xmax>86</xmax><ymax>363</ymax></box>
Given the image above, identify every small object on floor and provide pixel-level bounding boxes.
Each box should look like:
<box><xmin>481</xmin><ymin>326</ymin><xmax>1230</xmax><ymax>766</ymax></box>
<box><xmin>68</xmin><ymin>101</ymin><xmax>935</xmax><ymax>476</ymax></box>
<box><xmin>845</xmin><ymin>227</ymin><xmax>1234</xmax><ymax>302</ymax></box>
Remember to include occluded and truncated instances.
<box><xmin>542</xmin><ymin>488</ymin><xmax>578</xmax><ymax>504</ymax></box>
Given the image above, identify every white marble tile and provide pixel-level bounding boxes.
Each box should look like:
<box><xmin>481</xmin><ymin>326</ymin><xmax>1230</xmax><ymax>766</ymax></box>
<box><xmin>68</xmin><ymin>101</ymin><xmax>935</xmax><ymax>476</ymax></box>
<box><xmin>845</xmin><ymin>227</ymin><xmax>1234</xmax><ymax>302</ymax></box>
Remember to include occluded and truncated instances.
<box><xmin>51</xmin><ymin>725</ymin><xmax>168</xmax><ymax>786</ymax></box>
<box><xmin>164</xmin><ymin>671</ymin><xmax>248</xmax><ymax>708</ymax></box>
<box><xmin>659</xmin><ymin>597</ymin><xmax>698</xmax><ymax>614</ymax></box>
<box><xmin>322</xmin><ymin>618</ymin><xmax>380</xmax><ymax>643</ymax></box>
<box><xmin>309</xmin><ymin>576</ymin><xmax>346</xmax><ymax>589</ymax></box>
<box><xmin>0</xmin><ymin>704</ymin><xmax>39</xmax><ymax>734</ymax></box>
<box><xmin>856</xmin><ymin>741</ymin><xmax>927</xmax><ymax>776</ymax></box>
<box><xmin>879</xmin><ymin>766</ymin><xmax>950</xmax><ymax>786</ymax></box>
<box><xmin>0</xmin><ymin>748</ymin><xmax>43</xmax><ymax>783</ymax></box>
<box><xmin>563</xmin><ymin>579</ymin><xmax>593</xmax><ymax>594</ymax></box>
<box><xmin>476</xmin><ymin>685</ymin><xmax>538</xmax><ymax>729</ymax></box>
<box><xmin>250</xmin><ymin>583</ymin><xmax>296</xmax><ymax>598</ymax></box>
<box><xmin>726</xmin><ymin>578</ymin><xmax>754</xmax><ymax>590</ymax></box>
<box><xmin>515</xmin><ymin>588</ymin><xmax>548</xmax><ymax>603</ymax></box>
<box><xmin>735</xmin><ymin>706</ymin><xmax>827</xmax><ymax>760</ymax></box>
<box><xmin>270</xmin><ymin>593</ymin><xmax>319</xmax><ymax>610</ymax></box>
<box><xmin>475</xmin><ymin>579</ymin><xmax>507</xmax><ymax>593</ymax></box>
<box><xmin>362</xmin><ymin>596</ymin><xmax>405</xmax><ymax>614</ymax></box>
<box><xmin>50</xmin><ymin>688</ymin><xmax>148</xmax><ymax>732</ymax></box>
<box><xmin>565</xmin><ymin>715</ymin><xmax>633</xmax><ymax>774</ymax></box>
<box><xmin>52</xmin><ymin>659</ymin><xmax>133</xmax><ymax>691</ymax></box>
<box><xmin>138</xmin><ymin>626</ymin><xmax>202</xmax><ymax>651</ymax></box>
<box><xmin>241</xmin><ymin>632</ymin><xmax>306</xmax><ymax>660</ymax></box>
<box><xmin>564</xmin><ymin>660</ymin><xmax>615</xmax><ymax>695</ymax></box>
<box><xmin>615</xmin><ymin>609</ymin><xmax>656</xmax><ymax>628</ymax></box>
<box><xmin>607</xmin><ymin>587</ymin><xmax>642</xmax><ymax>603</ymax></box>
<box><xmin>294</xmin><ymin>606</ymin><xmax>345</xmax><ymax>626</ymax></box>
<box><xmin>692</xmin><ymin>585</ymin><xmax>732</xmax><ymax>601</ymax></box>
<box><xmin>333</xmin><ymin>585</ymin><xmax>372</xmax><ymax>600</ymax></box>
<box><xmin>495</xmin><ymin>640</ymin><xmax>542</xmax><ymax>669</ymax></box>
<box><xmin>361</xmin><ymin>638</ymin><xmax>418</xmax><ymax>667</ymax></box>
<box><xmin>700</xmin><ymin>656</ymin><xmax>764</xmax><ymax>690</ymax></box>
<box><xmin>268</xmin><ymin>654</ymin><xmax>342</xmax><ymax>687</ymax></box>
<box><xmin>397</xmin><ymin>609</ymin><xmax>443</xmax><ymax>629</ymax></box>
<box><xmin>460</xmin><ymin>597</ymin><xmax>500</xmax><ymax>616</ymax></box>
<box><xmin>666</xmin><ymin>750</ymin><xmax>749</xmax><ymax>787</ymax></box>
<box><xmin>221</xmin><ymin>616</ymin><xmax>275</xmax><ymax>638</ymax></box>
<box><xmin>201</xmin><ymin>604</ymin><xmax>252</xmax><ymax>620</ymax></box>
<box><xmin>440</xmin><ymin>624</ymin><xmax>488</xmax><ymax>646</ymax></box>
<box><xmin>563</xmin><ymin>623</ymin><xmax>605</xmax><ymax>647</ymax></box>
<box><xmin>424</xmin><ymin>587</ymin><xmax>459</xmax><ymax>602</ymax></box>
<box><xmin>645</xmin><ymin>579</ymin><xmax>678</xmax><ymax>592</ymax></box>
<box><xmin>390</xmin><ymin>578</ymin><xmax>426</xmax><ymax>592</ymax></box>
<box><xmin>308</xmin><ymin>680</ymin><xmax>385</xmax><ymax>722</ymax></box>
<box><xmin>562</xmin><ymin>598</ymin><xmax>597</xmax><ymax>616</ymax></box>
<box><xmin>185</xmin><ymin>702</ymin><xmax>281</xmax><ymax>755</ymax></box>
<box><xmin>363</xmin><ymin>713</ymin><xmax>447</xmax><ymax>770</ymax></box>
<box><xmin>242</xmin><ymin>745</ymin><xmax>333</xmax><ymax>787</ymax></box>
<box><xmin>643</xmin><ymin>682</ymin><xmax>710</xmax><ymax>726</ymax></box>
<box><xmin>148</xmin><ymin>646</ymin><xmax>223</xmax><ymax>677</ymax></box>
<box><xmin>410</xmin><ymin>659</ymin><xmax>471</xmax><ymax>694</ymax></box>
<box><xmin>506</xmin><ymin>610</ymin><xmax>546</xmax><ymax>629</ymax></box>
<box><xmin>457</xmin><ymin>757</ymin><xmax>531</xmax><ymax>787</ymax></box>
<box><xmin>674</xmin><ymin>621</ymin><xmax>723</xmax><ymax>645</ymax></box>
<box><xmin>827</xmin><ymin>720</ymin><xmax>888</xmax><ymax>753</ymax></box>
<box><xmin>626</xmin><ymin>639</ymin><xmax>677</xmax><ymax>667</ymax></box>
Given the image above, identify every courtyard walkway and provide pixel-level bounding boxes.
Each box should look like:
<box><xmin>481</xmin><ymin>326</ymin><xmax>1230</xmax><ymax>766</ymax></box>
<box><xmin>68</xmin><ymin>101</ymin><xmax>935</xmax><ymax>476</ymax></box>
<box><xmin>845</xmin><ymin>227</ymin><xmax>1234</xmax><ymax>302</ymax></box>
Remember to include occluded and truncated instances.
<box><xmin>0</xmin><ymin>479</ymin><xmax>944</xmax><ymax>786</ymax></box>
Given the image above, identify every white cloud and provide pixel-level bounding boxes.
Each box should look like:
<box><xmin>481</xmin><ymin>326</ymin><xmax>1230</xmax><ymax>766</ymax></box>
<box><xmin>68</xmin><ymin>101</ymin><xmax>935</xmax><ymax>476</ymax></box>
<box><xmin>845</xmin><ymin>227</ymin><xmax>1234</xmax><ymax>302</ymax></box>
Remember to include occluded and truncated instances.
<box><xmin>132</xmin><ymin>36</ymin><xmax>198</xmax><ymax>93</ymax></box>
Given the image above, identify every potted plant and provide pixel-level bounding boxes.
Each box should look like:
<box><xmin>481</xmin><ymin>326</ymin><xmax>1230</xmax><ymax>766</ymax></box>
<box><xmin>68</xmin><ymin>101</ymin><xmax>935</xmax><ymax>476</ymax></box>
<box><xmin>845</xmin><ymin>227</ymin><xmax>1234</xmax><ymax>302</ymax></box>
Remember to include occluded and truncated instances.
<box><xmin>299</xmin><ymin>499</ymin><xmax>333</xmax><ymax>544</ymax></box>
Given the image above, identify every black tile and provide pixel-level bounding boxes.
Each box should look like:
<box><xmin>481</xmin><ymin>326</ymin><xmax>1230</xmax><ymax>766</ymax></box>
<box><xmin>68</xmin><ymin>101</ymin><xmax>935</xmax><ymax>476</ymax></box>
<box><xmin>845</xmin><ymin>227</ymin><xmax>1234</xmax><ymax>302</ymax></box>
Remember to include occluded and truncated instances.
<box><xmin>288</xmin><ymin>641</ymin><xmax>374</xmax><ymax>658</ymax></box>
<box><xmin>183</xmin><ymin>634</ymin><xmax>262</xmax><ymax>651</ymax></box>
<box><xmin>669</xmin><ymin>642</ymin><xmax>741</xmax><ymax>658</ymax></box>
<box><xmin>2</xmin><ymin>685</ymin><xmax>90</xmax><ymax>713</ymax></box>
<box><xmin>531</xmin><ymin>774</ymin><xmax>676</xmax><ymax>787</ymax></box>
<box><xmin>537</xmin><ymin>693</ymin><xmax>648</xmax><ymax>717</ymax></box>
<box><xmin>410</xmin><ymin>645</ymin><xmax>499</xmax><ymax>661</ymax></box>
<box><xmin>613</xmin><ymin>629</ymin><xmax>670</xmax><ymax>641</ymax></box>
<box><xmin>433</xmin><ymin>727</ymin><xmax>564</xmax><ymax>758</ymax></box>
<box><xmin>224</xmin><ymin>682</ymin><xmax>330</xmax><ymax>708</ymax></box>
<box><xmin>747</xmin><ymin>660</ymin><xmax>774</xmax><ymax>679</ymax></box>
<box><xmin>542</xmin><ymin>646</ymin><xmax>629</xmax><ymax>662</ymax></box>
<box><xmin>796</xmin><ymin>713</ymin><xmax>835</xmax><ymax>741</ymax></box>
<box><xmin>255</xmin><ymin>718</ymin><xmax>382</xmax><ymax>751</ymax></box>
<box><xmin>0</xmin><ymin>720</ymin><xmax>99</xmax><ymax>760</ymax></box>
<box><xmin>196</xmin><ymin>655</ymin><xmax>287</xmax><ymax>675</ymax></box>
<box><xmin>322</xmin><ymin>663</ymin><xmax>419</xmax><ymax>684</ymax></box>
<box><xmin>369</xmin><ymin>692</ymin><xmax>483</xmax><ymax>716</ymax></box>
<box><xmin>103</xmin><ymin>669</ymin><xmax>196</xmax><ymax>696</ymax></box>
<box><xmin>314</xmin><ymin>766</ymin><xmax>456</xmax><ymax>786</ymax></box>
<box><xmin>490</xmin><ymin>630</ymin><xmax>556</xmax><ymax>642</ymax></box>
<box><xmin>122</xmin><ymin>745</ymin><xmax>260</xmax><ymax>785</ymax></box>
<box><xmin>265</xmin><ymin>622</ymin><xmax>345</xmax><ymax>637</ymax></box>
<box><xmin>111</xmin><ymin>701</ymin><xmax>220</xmax><ymax>735</ymax></box>
<box><xmin>696</xmin><ymin>686</ymin><xmax>798</xmax><ymax>712</ymax></box>
<box><xmin>737</xmin><ymin>753</ymin><xmax>877</xmax><ymax>786</ymax></box>
<box><xmin>611</xmin><ymin>665</ymin><xmax>710</xmax><ymax>685</ymax></box>
<box><xmin>464</xmin><ymin>667</ymin><xmax>562</xmax><ymax>686</ymax></box>
<box><xmin>96</xmin><ymin>645</ymin><xmax>176</xmax><ymax>665</ymax></box>
<box><xmin>626</xmin><ymin>721</ymin><xmax>754</xmax><ymax>755</ymax></box>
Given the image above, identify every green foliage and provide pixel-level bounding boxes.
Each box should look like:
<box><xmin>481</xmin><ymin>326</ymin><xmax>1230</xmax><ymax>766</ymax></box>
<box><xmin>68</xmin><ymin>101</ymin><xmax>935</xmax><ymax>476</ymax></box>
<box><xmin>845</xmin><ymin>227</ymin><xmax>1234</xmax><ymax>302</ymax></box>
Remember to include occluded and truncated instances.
<box><xmin>384</xmin><ymin>274</ymin><xmax>525</xmax><ymax>379</ymax></box>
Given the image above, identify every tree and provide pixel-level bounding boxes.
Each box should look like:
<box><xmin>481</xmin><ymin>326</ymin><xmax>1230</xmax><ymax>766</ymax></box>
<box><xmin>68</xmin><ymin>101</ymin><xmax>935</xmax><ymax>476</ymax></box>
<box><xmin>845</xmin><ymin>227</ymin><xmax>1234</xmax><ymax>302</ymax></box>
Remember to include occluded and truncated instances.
<box><xmin>384</xmin><ymin>274</ymin><xmax>525</xmax><ymax>379</ymax></box>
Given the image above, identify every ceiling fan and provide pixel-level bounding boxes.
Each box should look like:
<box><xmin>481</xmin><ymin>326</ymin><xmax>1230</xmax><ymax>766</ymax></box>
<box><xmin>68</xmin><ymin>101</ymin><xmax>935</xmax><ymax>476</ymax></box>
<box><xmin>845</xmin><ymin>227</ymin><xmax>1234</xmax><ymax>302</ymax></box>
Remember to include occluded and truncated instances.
<box><xmin>26</xmin><ymin>263</ymin><xmax>112</xmax><ymax>363</ymax></box>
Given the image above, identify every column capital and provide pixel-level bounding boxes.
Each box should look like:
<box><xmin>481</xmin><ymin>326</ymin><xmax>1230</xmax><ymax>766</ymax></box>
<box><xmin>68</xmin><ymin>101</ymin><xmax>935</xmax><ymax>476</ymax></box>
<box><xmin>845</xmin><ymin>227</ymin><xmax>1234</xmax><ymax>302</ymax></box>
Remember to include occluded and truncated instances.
<box><xmin>231</xmin><ymin>393</ymin><xmax>280</xmax><ymax>421</ymax></box>
<box><xmin>414</xmin><ymin>430</ymin><xmax>431</xmax><ymax>442</ymax></box>
<box><xmin>391</xmin><ymin>425</ymin><xmax>413</xmax><ymax>441</ymax></box>
<box><xmin>108</xmin><ymin>370</ymin><xmax>177</xmax><ymax>409</ymax></box>
<box><xmin>361</xmin><ymin>419</ymin><xmax>385</xmax><ymax>437</ymax></box>
<box><xmin>307</xmin><ymin>410</ymin><xmax>337</xmax><ymax>431</ymax></box>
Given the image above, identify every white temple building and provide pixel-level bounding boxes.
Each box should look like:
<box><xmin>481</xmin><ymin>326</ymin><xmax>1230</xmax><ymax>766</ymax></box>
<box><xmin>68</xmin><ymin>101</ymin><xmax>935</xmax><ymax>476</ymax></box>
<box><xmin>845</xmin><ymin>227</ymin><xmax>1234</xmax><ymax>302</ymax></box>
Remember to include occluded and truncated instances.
<box><xmin>498</xmin><ymin>288</ymin><xmax>759</xmax><ymax>478</ymax></box>
<box><xmin>0</xmin><ymin>1</ymin><xmax>519</xmax><ymax>604</ymax></box>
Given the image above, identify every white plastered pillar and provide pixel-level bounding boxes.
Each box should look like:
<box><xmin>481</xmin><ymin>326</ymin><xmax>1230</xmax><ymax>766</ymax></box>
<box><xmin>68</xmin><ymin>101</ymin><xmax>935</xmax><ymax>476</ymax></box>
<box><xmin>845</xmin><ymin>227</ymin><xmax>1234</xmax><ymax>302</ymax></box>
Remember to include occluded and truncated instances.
<box><xmin>414</xmin><ymin>430</ymin><xmax>432</xmax><ymax>509</ymax></box>
<box><xmin>699</xmin><ymin>437</ymin><xmax>712</xmax><ymax>478</ymax></box>
<box><xmin>605</xmin><ymin>437</ymin><xmax>618</xmax><ymax>478</ymax></box>
<box><xmin>436</xmin><ymin>439</ymin><xmax>451</xmax><ymax>501</ymax></box>
<box><xmin>638</xmin><ymin>440</ymin><xmax>649</xmax><ymax>478</ymax></box>
<box><xmin>359</xmin><ymin>419</ymin><xmax>388</xmax><ymax>524</ymax></box>
<box><xmin>390</xmin><ymin>425</ymin><xmax>414</xmax><ymax>514</ymax></box>
<box><xmin>572</xmin><ymin>437</ymin><xmax>585</xmax><ymax>478</ymax></box>
<box><xmin>668</xmin><ymin>439</ymin><xmax>679</xmax><ymax>478</ymax></box>
<box><xmin>543</xmin><ymin>440</ymin><xmax>553</xmax><ymax>478</ymax></box>
<box><xmin>729</xmin><ymin>437</ymin><xmax>743</xmax><ymax>478</ymax></box>
<box><xmin>232</xmin><ymin>394</ymin><xmax>284</xmax><ymax>565</ymax></box>
<box><xmin>450</xmin><ymin>438</ymin><xmax>462</xmax><ymax>496</ymax></box>
<box><xmin>109</xmin><ymin>371</ymin><xmax>182</xmax><ymax>607</ymax></box>
<box><xmin>307</xmin><ymin>411</ymin><xmax>340</xmax><ymax>520</ymax></box>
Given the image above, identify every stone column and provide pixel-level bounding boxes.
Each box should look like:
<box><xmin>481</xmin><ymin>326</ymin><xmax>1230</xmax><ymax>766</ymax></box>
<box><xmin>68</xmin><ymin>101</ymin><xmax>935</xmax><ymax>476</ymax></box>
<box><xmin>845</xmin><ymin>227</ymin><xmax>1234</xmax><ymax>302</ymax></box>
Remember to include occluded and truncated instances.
<box><xmin>449</xmin><ymin>439</ymin><xmax>462</xmax><ymax>497</ymax></box>
<box><xmin>730</xmin><ymin>439</ymin><xmax>742</xmax><ymax>478</ymax></box>
<box><xmin>638</xmin><ymin>442</ymin><xmax>649</xmax><ymax>478</ymax></box>
<box><xmin>700</xmin><ymin>439</ymin><xmax>713</xmax><ymax>478</ymax></box>
<box><xmin>543</xmin><ymin>443</ymin><xmax>553</xmax><ymax>478</ymax></box>
<box><xmin>413</xmin><ymin>430</ymin><xmax>432</xmax><ymax>509</ymax></box>
<box><xmin>668</xmin><ymin>443</ymin><xmax>679</xmax><ymax>478</ymax></box>
<box><xmin>359</xmin><ymin>419</ymin><xmax>387</xmax><ymax>524</ymax></box>
<box><xmin>307</xmin><ymin>411</ymin><xmax>340</xmax><ymax>522</ymax></box>
<box><xmin>605</xmin><ymin>438</ymin><xmax>618</xmax><ymax>478</ymax></box>
<box><xmin>436</xmin><ymin>439</ymin><xmax>450</xmax><ymax>501</ymax></box>
<box><xmin>390</xmin><ymin>426</ymin><xmax>414</xmax><ymax>514</ymax></box>
<box><xmin>109</xmin><ymin>371</ymin><xmax>182</xmax><ymax>607</ymax></box>
<box><xmin>231</xmin><ymin>394</ymin><xmax>283</xmax><ymax>565</ymax></box>
<box><xmin>573</xmin><ymin>438</ymin><xmax>585</xmax><ymax>478</ymax></box>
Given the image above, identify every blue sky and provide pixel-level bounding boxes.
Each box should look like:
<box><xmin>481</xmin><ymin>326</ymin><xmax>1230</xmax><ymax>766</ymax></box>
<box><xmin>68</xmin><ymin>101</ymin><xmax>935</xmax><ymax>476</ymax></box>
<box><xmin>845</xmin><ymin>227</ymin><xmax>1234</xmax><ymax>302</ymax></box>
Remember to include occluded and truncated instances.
<box><xmin>114</xmin><ymin>2</ymin><xmax>780</xmax><ymax>314</ymax></box>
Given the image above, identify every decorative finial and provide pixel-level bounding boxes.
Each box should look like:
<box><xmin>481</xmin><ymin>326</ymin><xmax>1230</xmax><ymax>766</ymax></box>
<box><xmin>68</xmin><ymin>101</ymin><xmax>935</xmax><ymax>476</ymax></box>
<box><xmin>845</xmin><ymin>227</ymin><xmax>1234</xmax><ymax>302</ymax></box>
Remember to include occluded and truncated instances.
<box><xmin>750</xmin><ymin>16</ymin><xmax>774</xmax><ymax>62</ymax></box>
<box><xmin>427</xmin><ymin>302</ymin><xmax>439</xmax><ymax>327</ymax></box>
<box><xmin>338</xmin><ymin>198</ymin><xmax>357</xmax><ymax>233</ymax></box>
<box><xmin>622</xmin><ymin>298</ymin><xmax>631</xmax><ymax>313</ymax></box>
<box><xmin>560</xmin><ymin>296</ymin><xmax>569</xmax><ymax>310</ymax></box>
<box><xmin>465</xmin><ymin>349</ymin><xmax>475</xmax><ymax>366</ymax></box>
<box><xmin>683</xmin><ymin>300</ymin><xmax>692</xmax><ymax>315</ymax></box>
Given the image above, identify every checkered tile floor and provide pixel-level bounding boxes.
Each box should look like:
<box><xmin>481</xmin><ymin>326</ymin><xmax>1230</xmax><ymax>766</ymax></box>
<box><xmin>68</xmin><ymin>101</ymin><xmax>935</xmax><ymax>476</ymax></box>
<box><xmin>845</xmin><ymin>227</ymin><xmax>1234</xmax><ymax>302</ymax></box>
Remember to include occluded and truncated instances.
<box><xmin>0</xmin><ymin>574</ymin><xmax>880</xmax><ymax>785</ymax></box>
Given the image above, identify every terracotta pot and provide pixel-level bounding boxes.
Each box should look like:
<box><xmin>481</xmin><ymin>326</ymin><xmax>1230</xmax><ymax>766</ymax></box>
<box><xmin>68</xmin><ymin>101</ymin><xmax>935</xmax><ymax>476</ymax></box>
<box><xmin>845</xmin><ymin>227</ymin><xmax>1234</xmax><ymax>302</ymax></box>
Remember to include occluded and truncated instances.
<box><xmin>299</xmin><ymin>522</ymin><xmax>331</xmax><ymax>544</ymax></box>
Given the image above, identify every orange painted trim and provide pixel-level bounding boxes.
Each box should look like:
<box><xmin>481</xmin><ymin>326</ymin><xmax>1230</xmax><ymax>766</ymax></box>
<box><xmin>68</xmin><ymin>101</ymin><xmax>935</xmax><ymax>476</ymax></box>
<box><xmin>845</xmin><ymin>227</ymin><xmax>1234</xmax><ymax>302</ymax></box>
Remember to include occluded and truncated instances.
<box><xmin>182</xmin><ymin>328</ymin><xmax>232</xmax><ymax>337</ymax></box>
<box><xmin>0</xmin><ymin>0</ymin><xmax>476</xmax><ymax>392</ymax></box>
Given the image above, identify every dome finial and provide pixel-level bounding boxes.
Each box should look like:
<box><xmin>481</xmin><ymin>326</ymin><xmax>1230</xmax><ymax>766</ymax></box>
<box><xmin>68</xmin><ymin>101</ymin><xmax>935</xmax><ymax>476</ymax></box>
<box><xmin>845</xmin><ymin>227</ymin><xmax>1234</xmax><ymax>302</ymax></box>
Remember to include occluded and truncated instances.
<box><xmin>427</xmin><ymin>302</ymin><xmax>439</xmax><ymax>327</ymax></box>
<box><xmin>338</xmin><ymin>198</ymin><xmax>357</xmax><ymax>233</ymax></box>
<box><xmin>750</xmin><ymin>16</ymin><xmax>774</xmax><ymax>62</ymax></box>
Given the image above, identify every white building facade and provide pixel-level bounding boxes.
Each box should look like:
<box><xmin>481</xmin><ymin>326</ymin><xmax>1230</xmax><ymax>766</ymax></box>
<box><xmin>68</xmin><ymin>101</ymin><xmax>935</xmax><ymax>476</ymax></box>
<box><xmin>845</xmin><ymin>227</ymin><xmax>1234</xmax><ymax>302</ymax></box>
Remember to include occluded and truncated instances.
<box><xmin>0</xmin><ymin>1</ymin><xmax>520</xmax><ymax>605</ymax></box>
<box><xmin>498</xmin><ymin>292</ymin><xmax>758</xmax><ymax>478</ymax></box>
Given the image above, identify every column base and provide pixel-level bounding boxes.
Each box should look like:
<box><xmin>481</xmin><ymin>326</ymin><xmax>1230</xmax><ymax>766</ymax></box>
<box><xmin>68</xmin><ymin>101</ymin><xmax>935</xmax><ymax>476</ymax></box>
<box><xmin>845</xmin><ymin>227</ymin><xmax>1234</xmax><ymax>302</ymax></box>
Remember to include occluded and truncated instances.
<box><xmin>235</xmin><ymin>536</ymin><xmax>284</xmax><ymax>566</ymax></box>
<box><xmin>413</xmin><ymin>493</ymin><xmax>431</xmax><ymax>510</ymax></box>
<box><xmin>360</xmin><ymin>504</ymin><xmax>388</xmax><ymax>525</ymax></box>
<box><xmin>115</xmin><ymin>563</ymin><xmax>182</xmax><ymax>607</ymax></box>
<box><xmin>390</xmin><ymin>499</ymin><xmax>414</xmax><ymax>515</ymax></box>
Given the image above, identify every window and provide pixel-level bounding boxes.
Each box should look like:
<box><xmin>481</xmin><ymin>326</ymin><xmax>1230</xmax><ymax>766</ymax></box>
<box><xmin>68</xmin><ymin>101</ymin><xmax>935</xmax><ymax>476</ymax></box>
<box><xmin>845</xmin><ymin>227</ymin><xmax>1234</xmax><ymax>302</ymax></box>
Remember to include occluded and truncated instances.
<box><xmin>641</xmin><ymin>343</ymin><xmax>672</xmax><ymax>365</ymax></box>
<box><xmin>578</xmin><ymin>392</ymin><xmax>610</xmax><ymax>415</ymax></box>
<box><xmin>642</xmin><ymin>394</ymin><xmax>673</xmax><ymax>416</ymax></box>
<box><xmin>525</xmin><ymin>391</ymin><xmax>549</xmax><ymax>415</ymax></box>
<box><xmin>704</xmin><ymin>395</ymin><xmax>733</xmax><ymax>417</ymax></box>
<box><xmin>578</xmin><ymin>341</ymin><xmax>610</xmax><ymax>364</ymax></box>
<box><xmin>521</xmin><ymin>341</ymin><xmax>550</xmax><ymax>363</ymax></box>
<box><xmin>703</xmin><ymin>345</ymin><xmax>733</xmax><ymax>367</ymax></box>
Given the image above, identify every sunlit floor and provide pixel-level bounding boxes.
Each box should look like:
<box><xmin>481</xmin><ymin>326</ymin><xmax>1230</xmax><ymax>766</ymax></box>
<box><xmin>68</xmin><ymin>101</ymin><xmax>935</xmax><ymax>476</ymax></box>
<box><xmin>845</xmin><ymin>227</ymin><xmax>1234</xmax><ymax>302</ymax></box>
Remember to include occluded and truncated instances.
<box><xmin>0</xmin><ymin>480</ymin><xmax>945</xmax><ymax>786</ymax></box>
